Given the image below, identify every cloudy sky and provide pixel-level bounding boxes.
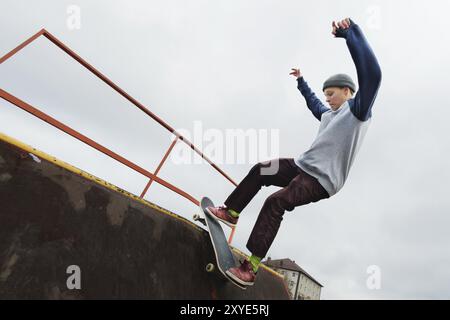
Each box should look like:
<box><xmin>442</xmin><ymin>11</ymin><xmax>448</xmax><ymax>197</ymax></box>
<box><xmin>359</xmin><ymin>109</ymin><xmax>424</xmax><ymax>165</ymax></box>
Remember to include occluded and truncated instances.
<box><xmin>1</xmin><ymin>0</ymin><xmax>450</xmax><ymax>299</ymax></box>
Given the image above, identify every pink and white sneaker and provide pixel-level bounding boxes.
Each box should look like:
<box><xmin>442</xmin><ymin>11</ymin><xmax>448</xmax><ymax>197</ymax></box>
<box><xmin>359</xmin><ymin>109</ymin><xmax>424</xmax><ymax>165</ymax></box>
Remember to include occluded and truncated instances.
<box><xmin>226</xmin><ymin>260</ymin><xmax>256</xmax><ymax>286</ymax></box>
<box><xmin>206</xmin><ymin>206</ymin><xmax>238</xmax><ymax>227</ymax></box>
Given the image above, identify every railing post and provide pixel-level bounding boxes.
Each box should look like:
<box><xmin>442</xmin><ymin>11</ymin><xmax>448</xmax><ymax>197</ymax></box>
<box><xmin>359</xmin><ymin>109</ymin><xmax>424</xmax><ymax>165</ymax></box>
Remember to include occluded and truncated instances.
<box><xmin>140</xmin><ymin>135</ymin><xmax>179</xmax><ymax>198</ymax></box>
<box><xmin>228</xmin><ymin>226</ymin><xmax>236</xmax><ymax>244</ymax></box>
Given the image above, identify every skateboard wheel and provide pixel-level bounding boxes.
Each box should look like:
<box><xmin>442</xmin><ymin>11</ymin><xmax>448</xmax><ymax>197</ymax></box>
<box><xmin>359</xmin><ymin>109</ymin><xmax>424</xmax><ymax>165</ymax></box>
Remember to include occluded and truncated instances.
<box><xmin>206</xmin><ymin>263</ymin><xmax>215</xmax><ymax>272</ymax></box>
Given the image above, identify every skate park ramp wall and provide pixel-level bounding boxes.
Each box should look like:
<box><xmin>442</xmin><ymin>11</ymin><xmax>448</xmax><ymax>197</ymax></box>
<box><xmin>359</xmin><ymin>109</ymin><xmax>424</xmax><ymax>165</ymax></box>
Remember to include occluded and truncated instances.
<box><xmin>0</xmin><ymin>132</ymin><xmax>290</xmax><ymax>300</ymax></box>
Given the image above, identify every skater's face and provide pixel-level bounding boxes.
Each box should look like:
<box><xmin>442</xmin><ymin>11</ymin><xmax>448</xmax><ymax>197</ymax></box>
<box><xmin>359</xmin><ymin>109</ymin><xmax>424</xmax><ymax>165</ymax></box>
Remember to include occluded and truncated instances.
<box><xmin>324</xmin><ymin>87</ymin><xmax>353</xmax><ymax>111</ymax></box>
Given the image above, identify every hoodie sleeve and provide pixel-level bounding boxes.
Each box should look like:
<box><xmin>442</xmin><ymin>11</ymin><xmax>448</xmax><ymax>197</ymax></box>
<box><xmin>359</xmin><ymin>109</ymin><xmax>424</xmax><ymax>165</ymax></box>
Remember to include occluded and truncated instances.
<box><xmin>297</xmin><ymin>77</ymin><xmax>329</xmax><ymax>121</ymax></box>
<box><xmin>339</xmin><ymin>20</ymin><xmax>382</xmax><ymax>121</ymax></box>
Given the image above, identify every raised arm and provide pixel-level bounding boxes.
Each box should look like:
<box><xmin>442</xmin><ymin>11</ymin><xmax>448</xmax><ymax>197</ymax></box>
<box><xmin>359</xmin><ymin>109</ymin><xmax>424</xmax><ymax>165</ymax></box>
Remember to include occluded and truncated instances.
<box><xmin>290</xmin><ymin>68</ymin><xmax>329</xmax><ymax>121</ymax></box>
<box><xmin>334</xmin><ymin>18</ymin><xmax>382</xmax><ymax>121</ymax></box>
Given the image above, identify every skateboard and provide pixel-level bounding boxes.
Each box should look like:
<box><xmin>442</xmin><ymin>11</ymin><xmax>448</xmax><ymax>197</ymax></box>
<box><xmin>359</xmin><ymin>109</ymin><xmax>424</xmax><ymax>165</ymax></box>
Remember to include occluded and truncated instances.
<box><xmin>194</xmin><ymin>197</ymin><xmax>246</xmax><ymax>290</ymax></box>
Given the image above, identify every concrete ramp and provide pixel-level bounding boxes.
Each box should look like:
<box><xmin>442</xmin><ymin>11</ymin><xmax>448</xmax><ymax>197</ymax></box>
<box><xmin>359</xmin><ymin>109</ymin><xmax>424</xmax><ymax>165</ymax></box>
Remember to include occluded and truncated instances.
<box><xmin>0</xmin><ymin>133</ymin><xmax>290</xmax><ymax>300</ymax></box>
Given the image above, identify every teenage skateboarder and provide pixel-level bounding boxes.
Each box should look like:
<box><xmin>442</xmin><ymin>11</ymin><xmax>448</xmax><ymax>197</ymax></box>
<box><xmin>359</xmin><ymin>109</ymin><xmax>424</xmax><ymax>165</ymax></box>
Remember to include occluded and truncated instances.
<box><xmin>207</xmin><ymin>17</ymin><xmax>382</xmax><ymax>286</ymax></box>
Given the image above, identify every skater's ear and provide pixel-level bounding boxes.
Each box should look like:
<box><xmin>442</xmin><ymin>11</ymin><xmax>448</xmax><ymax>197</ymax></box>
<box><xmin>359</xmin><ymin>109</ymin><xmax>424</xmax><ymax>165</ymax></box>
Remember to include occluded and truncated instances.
<box><xmin>343</xmin><ymin>87</ymin><xmax>354</xmax><ymax>98</ymax></box>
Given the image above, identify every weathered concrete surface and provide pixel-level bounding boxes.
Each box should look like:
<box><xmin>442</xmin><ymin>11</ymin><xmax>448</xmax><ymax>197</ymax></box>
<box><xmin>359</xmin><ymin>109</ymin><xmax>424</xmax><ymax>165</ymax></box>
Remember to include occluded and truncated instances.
<box><xmin>0</xmin><ymin>135</ymin><xmax>290</xmax><ymax>300</ymax></box>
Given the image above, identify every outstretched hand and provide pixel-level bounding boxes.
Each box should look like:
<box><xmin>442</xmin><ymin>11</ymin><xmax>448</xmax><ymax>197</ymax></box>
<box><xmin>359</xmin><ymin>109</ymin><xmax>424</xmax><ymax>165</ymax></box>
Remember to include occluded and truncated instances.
<box><xmin>290</xmin><ymin>68</ymin><xmax>302</xmax><ymax>78</ymax></box>
<box><xmin>332</xmin><ymin>18</ymin><xmax>352</xmax><ymax>37</ymax></box>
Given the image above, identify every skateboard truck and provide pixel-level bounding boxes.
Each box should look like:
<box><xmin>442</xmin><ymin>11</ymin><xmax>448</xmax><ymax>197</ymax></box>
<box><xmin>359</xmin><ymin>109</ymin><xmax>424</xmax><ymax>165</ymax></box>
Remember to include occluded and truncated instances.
<box><xmin>193</xmin><ymin>213</ymin><xmax>206</xmax><ymax>227</ymax></box>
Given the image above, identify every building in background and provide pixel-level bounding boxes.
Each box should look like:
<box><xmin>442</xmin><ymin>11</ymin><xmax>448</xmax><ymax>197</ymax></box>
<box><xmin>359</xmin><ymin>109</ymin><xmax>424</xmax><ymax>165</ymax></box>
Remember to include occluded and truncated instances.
<box><xmin>264</xmin><ymin>258</ymin><xmax>323</xmax><ymax>300</ymax></box>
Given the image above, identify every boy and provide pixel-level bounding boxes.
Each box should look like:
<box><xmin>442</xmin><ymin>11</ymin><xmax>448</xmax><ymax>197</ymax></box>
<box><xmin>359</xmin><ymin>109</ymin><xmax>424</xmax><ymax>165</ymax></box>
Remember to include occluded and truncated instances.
<box><xmin>208</xmin><ymin>18</ymin><xmax>382</xmax><ymax>286</ymax></box>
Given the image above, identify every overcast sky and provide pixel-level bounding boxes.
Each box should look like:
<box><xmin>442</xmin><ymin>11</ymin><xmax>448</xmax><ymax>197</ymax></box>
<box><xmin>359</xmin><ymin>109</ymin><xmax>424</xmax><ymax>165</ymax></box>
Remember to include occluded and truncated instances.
<box><xmin>1</xmin><ymin>0</ymin><xmax>450</xmax><ymax>299</ymax></box>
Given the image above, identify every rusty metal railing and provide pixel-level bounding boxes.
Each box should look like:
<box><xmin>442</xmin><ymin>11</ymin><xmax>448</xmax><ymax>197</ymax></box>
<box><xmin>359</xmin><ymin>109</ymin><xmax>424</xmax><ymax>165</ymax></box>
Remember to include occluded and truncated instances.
<box><xmin>0</xmin><ymin>29</ymin><xmax>239</xmax><ymax>243</ymax></box>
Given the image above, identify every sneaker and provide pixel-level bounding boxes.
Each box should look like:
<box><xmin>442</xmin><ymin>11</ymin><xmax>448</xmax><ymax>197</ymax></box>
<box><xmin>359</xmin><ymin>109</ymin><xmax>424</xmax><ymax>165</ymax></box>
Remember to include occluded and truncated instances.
<box><xmin>206</xmin><ymin>205</ymin><xmax>238</xmax><ymax>227</ymax></box>
<box><xmin>226</xmin><ymin>260</ymin><xmax>256</xmax><ymax>286</ymax></box>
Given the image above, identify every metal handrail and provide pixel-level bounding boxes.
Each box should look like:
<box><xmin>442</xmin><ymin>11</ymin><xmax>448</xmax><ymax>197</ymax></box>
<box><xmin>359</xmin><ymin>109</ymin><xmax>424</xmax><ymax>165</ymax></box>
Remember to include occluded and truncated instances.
<box><xmin>0</xmin><ymin>29</ymin><xmax>239</xmax><ymax>243</ymax></box>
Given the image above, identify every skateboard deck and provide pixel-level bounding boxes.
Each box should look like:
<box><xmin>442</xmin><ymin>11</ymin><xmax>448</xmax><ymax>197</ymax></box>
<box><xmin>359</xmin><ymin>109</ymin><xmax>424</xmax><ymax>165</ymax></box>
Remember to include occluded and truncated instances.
<box><xmin>197</xmin><ymin>197</ymin><xmax>246</xmax><ymax>290</ymax></box>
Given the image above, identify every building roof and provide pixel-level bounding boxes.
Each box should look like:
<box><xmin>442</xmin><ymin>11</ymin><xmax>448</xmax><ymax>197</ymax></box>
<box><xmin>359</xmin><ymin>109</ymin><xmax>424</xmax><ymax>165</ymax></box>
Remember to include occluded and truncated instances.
<box><xmin>263</xmin><ymin>258</ymin><xmax>323</xmax><ymax>287</ymax></box>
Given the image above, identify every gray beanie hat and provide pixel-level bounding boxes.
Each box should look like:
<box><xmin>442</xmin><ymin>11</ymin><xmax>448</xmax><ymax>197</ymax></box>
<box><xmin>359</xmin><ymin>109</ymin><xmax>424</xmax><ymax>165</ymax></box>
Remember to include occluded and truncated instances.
<box><xmin>323</xmin><ymin>74</ymin><xmax>356</xmax><ymax>92</ymax></box>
